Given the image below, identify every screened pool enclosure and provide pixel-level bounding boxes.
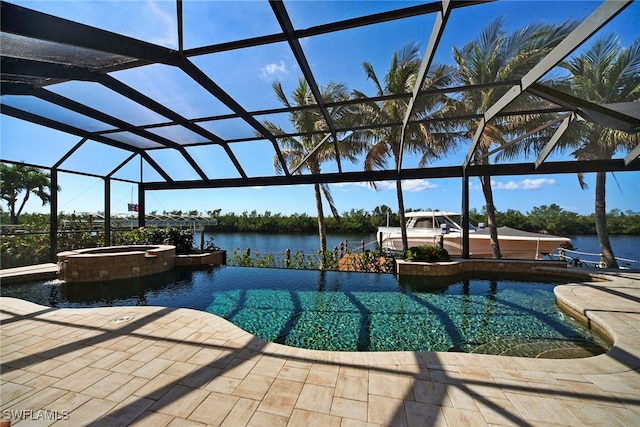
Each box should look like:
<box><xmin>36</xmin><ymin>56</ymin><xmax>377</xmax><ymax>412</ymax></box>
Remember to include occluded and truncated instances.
<box><xmin>1</xmin><ymin>0</ymin><xmax>639</xmax><ymax>260</ymax></box>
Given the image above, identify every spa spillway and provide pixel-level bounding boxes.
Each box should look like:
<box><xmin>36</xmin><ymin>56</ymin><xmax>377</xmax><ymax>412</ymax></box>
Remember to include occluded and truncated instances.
<box><xmin>57</xmin><ymin>245</ymin><xmax>176</xmax><ymax>283</ymax></box>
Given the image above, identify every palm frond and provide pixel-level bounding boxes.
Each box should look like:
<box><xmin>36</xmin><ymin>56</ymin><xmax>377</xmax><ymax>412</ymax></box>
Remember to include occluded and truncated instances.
<box><xmin>607</xmin><ymin>38</ymin><xmax>640</xmax><ymax>101</ymax></box>
<box><xmin>576</xmin><ymin>172</ymin><xmax>589</xmax><ymax>190</ymax></box>
<box><xmin>272</xmin><ymin>81</ymin><xmax>290</xmax><ymax>108</ymax></box>
<box><xmin>320</xmin><ymin>183</ymin><xmax>341</xmax><ymax>221</ymax></box>
<box><xmin>364</xmin><ymin>140</ymin><xmax>391</xmax><ymax>171</ymax></box>
<box><xmin>362</xmin><ymin>62</ymin><xmax>384</xmax><ymax>96</ymax></box>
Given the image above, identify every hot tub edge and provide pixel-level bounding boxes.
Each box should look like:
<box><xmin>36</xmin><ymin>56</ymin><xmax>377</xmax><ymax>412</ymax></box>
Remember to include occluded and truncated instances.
<box><xmin>58</xmin><ymin>245</ymin><xmax>176</xmax><ymax>282</ymax></box>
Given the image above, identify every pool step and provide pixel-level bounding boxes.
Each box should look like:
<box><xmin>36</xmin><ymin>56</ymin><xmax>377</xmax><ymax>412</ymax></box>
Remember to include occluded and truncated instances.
<box><xmin>0</xmin><ymin>263</ymin><xmax>58</xmax><ymax>285</ymax></box>
<box><xmin>469</xmin><ymin>337</ymin><xmax>605</xmax><ymax>358</ymax></box>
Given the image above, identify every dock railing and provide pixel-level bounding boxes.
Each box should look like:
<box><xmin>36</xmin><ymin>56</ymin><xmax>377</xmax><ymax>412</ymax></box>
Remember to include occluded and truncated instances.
<box><xmin>554</xmin><ymin>248</ymin><xmax>639</xmax><ymax>270</ymax></box>
<box><xmin>227</xmin><ymin>239</ymin><xmax>386</xmax><ymax>271</ymax></box>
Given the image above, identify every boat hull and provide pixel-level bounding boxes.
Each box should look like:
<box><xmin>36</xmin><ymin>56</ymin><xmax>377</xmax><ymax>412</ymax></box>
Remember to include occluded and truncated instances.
<box><xmin>378</xmin><ymin>227</ymin><xmax>570</xmax><ymax>259</ymax></box>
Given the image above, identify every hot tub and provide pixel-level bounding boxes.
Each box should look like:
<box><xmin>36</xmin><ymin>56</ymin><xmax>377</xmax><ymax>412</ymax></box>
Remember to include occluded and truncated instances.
<box><xmin>57</xmin><ymin>245</ymin><xmax>176</xmax><ymax>282</ymax></box>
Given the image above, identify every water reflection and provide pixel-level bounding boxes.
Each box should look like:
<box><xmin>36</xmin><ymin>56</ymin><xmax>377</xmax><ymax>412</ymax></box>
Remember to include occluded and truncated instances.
<box><xmin>2</xmin><ymin>266</ymin><xmax>610</xmax><ymax>356</ymax></box>
<box><xmin>44</xmin><ymin>267</ymin><xmax>209</xmax><ymax>309</ymax></box>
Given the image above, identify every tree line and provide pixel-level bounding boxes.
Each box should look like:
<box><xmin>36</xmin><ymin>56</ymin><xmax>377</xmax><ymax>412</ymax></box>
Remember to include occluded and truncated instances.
<box><xmin>3</xmin><ymin>204</ymin><xmax>639</xmax><ymax>237</ymax></box>
<box><xmin>159</xmin><ymin>204</ymin><xmax>640</xmax><ymax>236</ymax></box>
<box><xmin>3</xmin><ymin>201</ymin><xmax>639</xmax><ymax>238</ymax></box>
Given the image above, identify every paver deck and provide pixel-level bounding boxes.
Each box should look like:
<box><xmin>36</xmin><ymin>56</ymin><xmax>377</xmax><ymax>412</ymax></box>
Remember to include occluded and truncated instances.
<box><xmin>1</xmin><ymin>268</ymin><xmax>639</xmax><ymax>426</ymax></box>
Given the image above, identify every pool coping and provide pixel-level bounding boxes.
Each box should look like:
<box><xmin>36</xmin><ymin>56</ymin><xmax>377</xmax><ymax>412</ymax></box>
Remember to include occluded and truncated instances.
<box><xmin>0</xmin><ymin>263</ymin><xmax>58</xmax><ymax>285</ymax></box>
<box><xmin>395</xmin><ymin>258</ymin><xmax>570</xmax><ymax>277</ymax></box>
<box><xmin>1</xmin><ymin>267</ymin><xmax>639</xmax><ymax>425</ymax></box>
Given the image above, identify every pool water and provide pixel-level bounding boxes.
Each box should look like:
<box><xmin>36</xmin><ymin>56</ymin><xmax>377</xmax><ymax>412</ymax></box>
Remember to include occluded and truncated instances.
<box><xmin>2</xmin><ymin>266</ymin><xmax>610</xmax><ymax>357</ymax></box>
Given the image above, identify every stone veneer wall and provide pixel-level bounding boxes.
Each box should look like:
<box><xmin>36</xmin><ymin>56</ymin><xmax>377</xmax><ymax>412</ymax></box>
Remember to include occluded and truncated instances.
<box><xmin>396</xmin><ymin>258</ymin><xmax>569</xmax><ymax>277</ymax></box>
<box><xmin>175</xmin><ymin>251</ymin><xmax>226</xmax><ymax>266</ymax></box>
<box><xmin>58</xmin><ymin>245</ymin><xmax>176</xmax><ymax>283</ymax></box>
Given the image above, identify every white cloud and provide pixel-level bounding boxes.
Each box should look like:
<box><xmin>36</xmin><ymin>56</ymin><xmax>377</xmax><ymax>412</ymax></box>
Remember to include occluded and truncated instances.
<box><xmin>402</xmin><ymin>179</ymin><xmax>438</xmax><ymax>192</ymax></box>
<box><xmin>146</xmin><ymin>0</ymin><xmax>177</xmax><ymax>48</ymax></box>
<box><xmin>372</xmin><ymin>181</ymin><xmax>395</xmax><ymax>190</ymax></box>
<box><xmin>335</xmin><ymin>179</ymin><xmax>437</xmax><ymax>192</ymax></box>
<box><xmin>333</xmin><ymin>182</ymin><xmax>370</xmax><ymax>189</ymax></box>
<box><xmin>260</xmin><ymin>61</ymin><xmax>288</xmax><ymax>78</ymax></box>
<box><xmin>492</xmin><ymin>178</ymin><xmax>557</xmax><ymax>190</ymax></box>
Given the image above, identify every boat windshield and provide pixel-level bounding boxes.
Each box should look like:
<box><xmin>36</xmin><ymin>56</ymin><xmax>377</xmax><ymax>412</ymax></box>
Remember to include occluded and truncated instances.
<box><xmin>437</xmin><ymin>214</ymin><xmax>474</xmax><ymax>231</ymax></box>
<box><xmin>407</xmin><ymin>213</ymin><xmax>477</xmax><ymax>231</ymax></box>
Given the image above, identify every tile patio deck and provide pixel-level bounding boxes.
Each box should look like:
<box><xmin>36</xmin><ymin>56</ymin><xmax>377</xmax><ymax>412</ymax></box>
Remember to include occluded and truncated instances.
<box><xmin>1</xmin><ymin>267</ymin><xmax>639</xmax><ymax>426</ymax></box>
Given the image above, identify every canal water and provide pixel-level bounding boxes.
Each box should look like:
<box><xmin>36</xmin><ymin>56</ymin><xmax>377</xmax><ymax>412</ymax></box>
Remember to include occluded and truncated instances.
<box><xmin>204</xmin><ymin>232</ymin><xmax>639</xmax><ymax>269</ymax></box>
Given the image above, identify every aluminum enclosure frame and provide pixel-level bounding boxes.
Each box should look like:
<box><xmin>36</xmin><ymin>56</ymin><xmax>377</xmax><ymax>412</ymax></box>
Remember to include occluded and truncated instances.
<box><xmin>1</xmin><ymin>0</ymin><xmax>639</xmax><ymax>260</ymax></box>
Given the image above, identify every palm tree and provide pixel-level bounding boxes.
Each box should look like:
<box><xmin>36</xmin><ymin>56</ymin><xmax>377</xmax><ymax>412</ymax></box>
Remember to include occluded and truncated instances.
<box><xmin>0</xmin><ymin>163</ymin><xmax>56</xmax><ymax>224</ymax></box>
<box><xmin>262</xmin><ymin>78</ymin><xmax>363</xmax><ymax>268</ymax></box>
<box><xmin>450</xmin><ymin>18</ymin><xmax>577</xmax><ymax>258</ymax></box>
<box><xmin>354</xmin><ymin>42</ymin><xmax>455</xmax><ymax>252</ymax></box>
<box><xmin>557</xmin><ymin>35</ymin><xmax>640</xmax><ymax>268</ymax></box>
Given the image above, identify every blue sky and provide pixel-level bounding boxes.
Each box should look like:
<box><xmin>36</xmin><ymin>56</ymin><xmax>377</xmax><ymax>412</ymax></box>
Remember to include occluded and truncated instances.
<box><xmin>1</xmin><ymin>0</ymin><xmax>639</xmax><ymax>218</ymax></box>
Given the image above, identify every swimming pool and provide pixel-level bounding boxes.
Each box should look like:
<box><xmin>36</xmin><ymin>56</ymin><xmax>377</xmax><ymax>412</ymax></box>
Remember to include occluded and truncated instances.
<box><xmin>2</xmin><ymin>266</ymin><xmax>609</xmax><ymax>357</ymax></box>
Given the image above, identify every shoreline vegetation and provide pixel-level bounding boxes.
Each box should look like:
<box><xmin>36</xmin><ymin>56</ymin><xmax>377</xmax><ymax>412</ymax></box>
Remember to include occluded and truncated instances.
<box><xmin>209</xmin><ymin>205</ymin><xmax>640</xmax><ymax>236</ymax></box>
<box><xmin>1</xmin><ymin>204</ymin><xmax>639</xmax><ymax>270</ymax></box>
<box><xmin>2</xmin><ymin>204</ymin><xmax>640</xmax><ymax>236</ymax></box>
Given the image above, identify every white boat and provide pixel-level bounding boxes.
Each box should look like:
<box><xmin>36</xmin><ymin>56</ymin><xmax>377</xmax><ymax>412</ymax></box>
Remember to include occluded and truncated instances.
<box><xmin>377</xmin><ymin>211</ymin><xmax>571</xmax><ymax>259</ymax></box>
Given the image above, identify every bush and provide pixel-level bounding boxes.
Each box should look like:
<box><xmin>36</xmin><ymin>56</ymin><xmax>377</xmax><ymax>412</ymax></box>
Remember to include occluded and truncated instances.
<box><xmin>117</xmin><ymin>226</ymin><xmax>194</xmax><ymax>254</ymax></box>
<box><xmin>354</xmin><ymin>250</ymin><xmax>395</xmax><ymax>273</ymax></box>
<box><xmin>405</xmin><ymin>245</ymin><xmax>449</xmax><ymax>262</ymax></box>
<box><xmin>164</xmin><ymin>228</ymin><xmax>194</xmax><ymax>254</ymax></box>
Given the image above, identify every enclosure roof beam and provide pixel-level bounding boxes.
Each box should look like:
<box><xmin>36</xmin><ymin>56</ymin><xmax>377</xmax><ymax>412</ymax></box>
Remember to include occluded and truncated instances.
<box><xmin>144</xmin><ymin>166</ymin><xmax>462</xmax><ymax>190</ymax></box>
<box><xmin>528</xmin><ymin>83</ymin><xmax>640</xmax><ymax>133</ymax></box>
<box><xmin>143</xmin><ymin>158</ymin><xmax>639</xmax><ymax>191</ymax></box>
<box><xmin>462</xmin><ymin>0</ymin><xmax>632</xmax><ymax>170</ymax></box>
<box><xmin>52</xmin><ymin>138</ymin><xmax>88</xmax><ymax>169</ymax></box>
<box><xmin>176</xmin><ymin>0</ymin><xmax>184</xmax><ymax>54</ymax></box>
<box><xmin>399</xmin><ymin>0</ymin><xmax>452</xmax><ymax>172</ymax></box>
<box><xmin>139</xmin><ymin>152</ymin><xmax>173</xmax><ymax>183</ymax></box>
<box><xmin>1</xmin><ymin>58</ymin><xmax>243</xmax><ymax>181</ymax></box>
<box><xmin>294</xmin><ymin>0</ymin><xmax>487</xmax><ymax>38</ymax></box>
<box><xmin>625</xmin><ymin>143</ymin><xmax>640</xmax><ymax>166</ymax></box>
<box><xmin>185</xmin><ymin>1</ymin><xmax>486</xmax><ymax>57</ymax></box>
<box><xmin>0</xmin><ymin>103</ymin><xmax>172</xmax><ymax>182</ymax></box>
<box><xmin>177</xmin><ymin>58</ymin><xmax>287</xmax><ymax>178</ymax></box>
<box><xmin>291</xmin><ymin>133</ymin><xmax>332</xmax><ymax>175</ymax></box>
<box><xmin>269</xmin><ymin>0</ymin><xmax>342</xmax><ymax>173</ymax></box>
<box><xmin>189</xmin><ymin>80</ymin><xmax>522</xmax><ymax>126</ymax></box>
<box><xmin>470</xmin><ymin>159</ymin><xmax>638</xmax><ymax>176</ymax></box>
<box><xmin>0</xmin><ymin>57</ymin><xmax>95</xmax><ymax>84</ymax></box>
<box><xmin>476</xmin><ymin>113</ymin><xmax>572</xmax><ymax>164</ymax></box>
<box><xmin>1</xmin><ymin>2</ymin><xmax>179</xmax><ymax>66</ymax></box>
<box><xmin>30</xmin><ymin>88</ymin><xmax>211</xmax><ymax>182</ymax></box>
<box><xmin>198</xmin><ymin>106</ymin><xmax>568</xmax><ymax>149</ymax></box>
<box><xmin>1</xmin><ymin>104</ymin><xmax>140</xmax><ymax>155</ymax></box>
<box><xmin>535</xmin><ymin>114</ymin><xmax>573</xmax><ymax>169</ymax></box>
<box><xmin>97</xmin><ymin>73</ymin><xmax>247</xmax><ymax>180</ymax></box>
<box><xmin>0</xmin><ymin>158</ymin><xmax>139</xmax><ymax>184</ymax></box>
<box><xmin>107</xmin><ymin>153</ymin><xmax>138</xmax><ymax>179</ymax></box>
